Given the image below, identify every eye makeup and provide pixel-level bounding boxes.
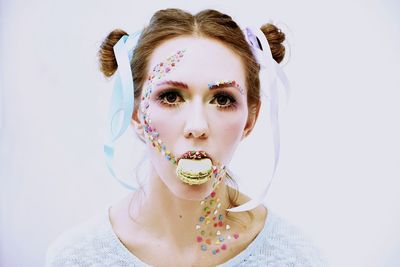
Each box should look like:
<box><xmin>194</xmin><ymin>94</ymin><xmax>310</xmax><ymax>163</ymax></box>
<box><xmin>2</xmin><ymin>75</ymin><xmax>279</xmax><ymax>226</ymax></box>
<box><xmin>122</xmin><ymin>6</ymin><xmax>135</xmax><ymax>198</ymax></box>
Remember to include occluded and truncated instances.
<box><xmin>154</xmin><ymin>88</ymin><xmax>238</xmax><ymax>111</ymax></box>
<box><xmin>156</xmin><ymin>89</ymin><xmax>184</xmax><ymax>107</ymax></box>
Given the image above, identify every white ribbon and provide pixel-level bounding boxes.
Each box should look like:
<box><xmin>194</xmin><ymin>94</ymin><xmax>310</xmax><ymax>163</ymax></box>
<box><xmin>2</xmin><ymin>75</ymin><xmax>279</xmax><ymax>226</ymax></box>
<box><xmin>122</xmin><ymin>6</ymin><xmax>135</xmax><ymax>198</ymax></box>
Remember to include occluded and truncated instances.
<box><xmin>226</xmin><ymin>26</ymin><xmax>291</xmax><ymax>212</ymax></box>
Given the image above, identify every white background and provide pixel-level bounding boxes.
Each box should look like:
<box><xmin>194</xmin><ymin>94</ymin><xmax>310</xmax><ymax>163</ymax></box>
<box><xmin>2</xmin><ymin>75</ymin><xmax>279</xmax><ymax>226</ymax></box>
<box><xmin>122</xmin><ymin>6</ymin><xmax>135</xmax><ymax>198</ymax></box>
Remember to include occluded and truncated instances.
<box><xmin>1</xmin><ymin>0</ymin><xmax>399</xmax><ymax>266</ymax></box>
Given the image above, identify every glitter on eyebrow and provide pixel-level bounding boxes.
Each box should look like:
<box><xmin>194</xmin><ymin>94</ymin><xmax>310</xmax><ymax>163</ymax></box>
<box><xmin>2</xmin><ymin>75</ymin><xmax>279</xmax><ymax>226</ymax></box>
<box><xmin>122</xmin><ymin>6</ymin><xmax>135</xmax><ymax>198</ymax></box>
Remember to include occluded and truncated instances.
<box><xmin>208</xmin><ymin>80</ymin><xmax>244</xmax><ymax>95</ymax></box>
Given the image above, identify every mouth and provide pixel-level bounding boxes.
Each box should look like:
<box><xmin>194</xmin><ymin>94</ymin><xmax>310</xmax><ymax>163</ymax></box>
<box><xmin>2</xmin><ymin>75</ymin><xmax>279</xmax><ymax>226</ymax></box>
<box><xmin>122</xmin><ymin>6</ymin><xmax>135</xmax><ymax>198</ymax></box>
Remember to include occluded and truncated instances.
<box><xmin>176</xmin><ymin>151</ymin><xmax>213</xmax><ymax>185</ymax></box>
<box><xmin>178</xmin><ymin>151</ymin><xmax>212</xmax><ymax>161</ymax></box>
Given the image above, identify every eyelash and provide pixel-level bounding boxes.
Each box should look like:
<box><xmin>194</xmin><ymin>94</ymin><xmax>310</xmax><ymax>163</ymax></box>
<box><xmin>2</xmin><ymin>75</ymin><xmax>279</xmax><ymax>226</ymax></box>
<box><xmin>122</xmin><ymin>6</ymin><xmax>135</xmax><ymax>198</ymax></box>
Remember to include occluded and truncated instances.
<box><xmin>155</xmin><ymin>89</ymin><xmax>237</xmax><ymax>110</ymax></box>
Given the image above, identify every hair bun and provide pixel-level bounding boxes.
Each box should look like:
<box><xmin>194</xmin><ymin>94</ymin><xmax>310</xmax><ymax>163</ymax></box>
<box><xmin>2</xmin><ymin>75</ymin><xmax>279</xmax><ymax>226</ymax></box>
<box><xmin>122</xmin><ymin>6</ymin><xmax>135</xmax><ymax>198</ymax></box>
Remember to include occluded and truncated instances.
<box><xmin>260</xmin><ymin>23</ymin><xmax>286</xmax><ymax>63</ymax></box>
<box><xmin>98</xmin><ymin>29</ymin><xmax>128</xmax><ymax>77</ymax></box>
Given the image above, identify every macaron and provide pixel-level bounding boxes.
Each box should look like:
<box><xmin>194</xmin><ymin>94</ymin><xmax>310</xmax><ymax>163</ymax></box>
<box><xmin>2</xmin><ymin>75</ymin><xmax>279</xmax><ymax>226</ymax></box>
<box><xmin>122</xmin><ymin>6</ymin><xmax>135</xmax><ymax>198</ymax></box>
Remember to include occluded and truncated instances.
<box><xmin>176</xmin><ymin>158</ymin><xmax>213</xmax><ymax>185</ymax></box>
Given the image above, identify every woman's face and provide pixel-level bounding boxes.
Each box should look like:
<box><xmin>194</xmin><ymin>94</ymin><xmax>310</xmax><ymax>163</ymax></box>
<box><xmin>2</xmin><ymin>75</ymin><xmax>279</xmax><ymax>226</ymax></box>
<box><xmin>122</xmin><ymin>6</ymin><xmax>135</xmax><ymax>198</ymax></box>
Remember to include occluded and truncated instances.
<box><xmin>136</xmin><ymin>36</ymin><xmax>255</xmax><ymax>200</ymax></box>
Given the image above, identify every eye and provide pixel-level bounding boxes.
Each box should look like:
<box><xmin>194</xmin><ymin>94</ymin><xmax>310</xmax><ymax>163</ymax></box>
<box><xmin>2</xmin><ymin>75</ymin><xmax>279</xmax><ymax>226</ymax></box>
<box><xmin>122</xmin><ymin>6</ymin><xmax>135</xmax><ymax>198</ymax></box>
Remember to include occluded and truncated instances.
<box><xmin>210</xmin><ymin>92</ymin><xmax>237</xmax><ymax>110</ymax></box>
<box><xmin>216</xmin><ymin>95</ymin><xmax>230</xmax><ymax>106</ymax></box>
<box><xmin>156</xmin><ymin>90</ymin><xmax>183</xmax><ymax>107</ymax></box>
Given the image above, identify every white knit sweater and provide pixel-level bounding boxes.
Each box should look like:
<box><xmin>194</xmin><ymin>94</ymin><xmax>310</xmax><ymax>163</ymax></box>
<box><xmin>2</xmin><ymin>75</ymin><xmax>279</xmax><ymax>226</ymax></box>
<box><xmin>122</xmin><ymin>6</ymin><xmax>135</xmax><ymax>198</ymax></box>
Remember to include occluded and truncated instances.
<box><xmin>46</xmin><ymin>208</ymin><xmax>327</xmax><ymax>266</ymax></box>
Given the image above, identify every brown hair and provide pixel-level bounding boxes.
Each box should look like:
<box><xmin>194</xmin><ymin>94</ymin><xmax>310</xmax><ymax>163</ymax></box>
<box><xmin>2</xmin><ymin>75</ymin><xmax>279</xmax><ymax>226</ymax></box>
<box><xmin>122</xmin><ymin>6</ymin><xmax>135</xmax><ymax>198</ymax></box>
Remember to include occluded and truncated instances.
<box><xmin>98</xmin><ymin>8</ymin><xmax>286</xmax><ymax>224</ymax></box>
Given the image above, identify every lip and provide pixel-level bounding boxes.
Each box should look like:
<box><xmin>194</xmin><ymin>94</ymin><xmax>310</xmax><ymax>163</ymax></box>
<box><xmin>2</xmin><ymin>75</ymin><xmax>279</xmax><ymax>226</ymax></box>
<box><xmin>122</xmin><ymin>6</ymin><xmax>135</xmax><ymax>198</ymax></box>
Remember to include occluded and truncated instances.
<box><xmin>178</xmin><ymin>150</ymin><xmax>214</xmax><ymax>163</ymax></box>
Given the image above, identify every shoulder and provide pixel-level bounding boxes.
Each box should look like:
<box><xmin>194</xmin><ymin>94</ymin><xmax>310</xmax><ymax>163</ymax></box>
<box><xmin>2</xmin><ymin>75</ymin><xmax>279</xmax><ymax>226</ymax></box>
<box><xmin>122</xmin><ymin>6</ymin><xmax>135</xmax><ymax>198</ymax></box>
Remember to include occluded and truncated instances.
<box><xmin>45</xmin><ymin>211</ymin><xmax>129</xmax><ymax>267</ymax></box>
<box><xmin>261</xmin><ymin>210</ymin><xmax>329</xmax><ymax>267</ymax></box>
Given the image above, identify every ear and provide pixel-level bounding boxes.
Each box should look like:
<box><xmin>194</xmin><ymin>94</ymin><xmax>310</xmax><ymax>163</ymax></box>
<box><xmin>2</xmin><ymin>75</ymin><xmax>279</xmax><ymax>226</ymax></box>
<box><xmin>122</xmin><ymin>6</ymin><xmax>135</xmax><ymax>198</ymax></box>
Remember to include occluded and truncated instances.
<box><xmin>131</xmin><ymin>108</ymin><xmax>145</xmax><ymax>142</ymax></box>
<box><xmin>241</xmin><ymin>100</ymin><xmax>261</xmax><ymax>140</ymax></box>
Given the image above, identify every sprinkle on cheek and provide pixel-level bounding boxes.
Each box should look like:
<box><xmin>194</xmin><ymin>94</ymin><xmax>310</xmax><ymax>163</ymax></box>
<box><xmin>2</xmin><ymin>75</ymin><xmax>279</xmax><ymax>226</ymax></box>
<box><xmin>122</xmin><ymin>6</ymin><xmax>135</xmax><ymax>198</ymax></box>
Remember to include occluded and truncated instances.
<box><xmin>140</xmin><ymin>49</ymin><xmax>186</xmax><ymax>165</ymax></box>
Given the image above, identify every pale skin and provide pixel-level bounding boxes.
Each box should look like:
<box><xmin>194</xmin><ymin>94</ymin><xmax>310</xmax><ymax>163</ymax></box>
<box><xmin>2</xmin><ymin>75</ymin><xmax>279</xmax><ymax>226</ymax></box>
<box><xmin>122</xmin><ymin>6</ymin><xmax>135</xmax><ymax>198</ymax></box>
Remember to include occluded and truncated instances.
<box><xmin>109</xmin><ymin>36</ymin><xmax>267</xmax><ymax>267</ymax></box>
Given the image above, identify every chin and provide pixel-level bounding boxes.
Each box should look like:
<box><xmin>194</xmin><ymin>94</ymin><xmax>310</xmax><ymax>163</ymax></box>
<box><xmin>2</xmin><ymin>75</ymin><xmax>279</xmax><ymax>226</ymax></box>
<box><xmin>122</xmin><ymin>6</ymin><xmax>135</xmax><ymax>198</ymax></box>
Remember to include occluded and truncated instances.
<box><xmin>170</xmin><ymin>179</ymin><xmax>214</xmax><ymax>201</ymax></box>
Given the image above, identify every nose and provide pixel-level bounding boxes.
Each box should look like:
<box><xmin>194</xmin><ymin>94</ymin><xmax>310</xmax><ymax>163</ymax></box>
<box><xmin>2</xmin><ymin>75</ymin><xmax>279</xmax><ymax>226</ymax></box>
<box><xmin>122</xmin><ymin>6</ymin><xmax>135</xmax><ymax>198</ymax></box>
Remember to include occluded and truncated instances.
<box><xmin>183</xmin><ymin>99</ymin><xmax>209</xmax><ymax>139</ymax></box>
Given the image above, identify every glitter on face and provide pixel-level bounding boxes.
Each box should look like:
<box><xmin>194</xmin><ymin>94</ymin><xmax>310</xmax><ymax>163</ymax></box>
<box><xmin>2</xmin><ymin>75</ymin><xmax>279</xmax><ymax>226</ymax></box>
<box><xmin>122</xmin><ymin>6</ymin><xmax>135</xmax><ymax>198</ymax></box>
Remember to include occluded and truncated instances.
<box><xmin>208</xmin><ymin>80</ymin><xmax>244</xmax><ymax>95</ymax></box>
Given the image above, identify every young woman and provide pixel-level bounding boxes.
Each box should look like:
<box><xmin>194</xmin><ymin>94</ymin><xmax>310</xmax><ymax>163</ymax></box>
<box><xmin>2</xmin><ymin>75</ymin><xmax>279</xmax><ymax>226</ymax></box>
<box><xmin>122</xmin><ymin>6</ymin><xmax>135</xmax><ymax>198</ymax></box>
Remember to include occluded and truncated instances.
<box><xmin>46</xmin><ymin>8</ymin><xmax>326</xmax><ymax>267</ymax></box>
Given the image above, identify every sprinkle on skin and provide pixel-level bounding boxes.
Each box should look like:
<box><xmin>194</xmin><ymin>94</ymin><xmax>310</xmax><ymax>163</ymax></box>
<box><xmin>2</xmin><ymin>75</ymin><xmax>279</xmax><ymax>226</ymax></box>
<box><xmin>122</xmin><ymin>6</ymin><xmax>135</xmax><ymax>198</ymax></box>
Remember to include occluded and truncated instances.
<box><xmin>208</xmin><ymin>80</ymin><xmax>244</xmax><ymax>95</ymax></box>
<box><xmin>140</xmin><ymin>50</ymin><xmax>186</xmax><ymax>166</ymax></box>
<box><xmin>196</xmin><ymin>185</ymin><xmax>240</xmax><ymax>255</ymax></box>
<box><xmin>140</xmin><ymin>50</ymin><xmax>228</xmax><ymax>192</ymax></box>
<box><xmin>139</xmin><ymin>51</ymin><xmax>239</xmax><ymax>256</ymax></box>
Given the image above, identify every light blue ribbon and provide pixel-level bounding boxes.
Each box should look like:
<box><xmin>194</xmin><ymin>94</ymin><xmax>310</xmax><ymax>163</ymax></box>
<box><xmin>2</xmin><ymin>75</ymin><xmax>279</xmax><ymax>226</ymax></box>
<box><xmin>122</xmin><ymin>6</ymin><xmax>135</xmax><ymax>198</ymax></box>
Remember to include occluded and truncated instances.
<box><xmin>104</xmin><ymin>31</ymin><xmax>141</xmax><ymax>191</ymax></box>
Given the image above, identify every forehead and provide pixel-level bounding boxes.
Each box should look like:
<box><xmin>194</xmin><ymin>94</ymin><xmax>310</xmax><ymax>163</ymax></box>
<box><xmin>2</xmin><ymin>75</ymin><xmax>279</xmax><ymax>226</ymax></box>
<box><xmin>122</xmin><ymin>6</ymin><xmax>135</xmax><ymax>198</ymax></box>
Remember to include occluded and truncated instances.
<box><xmin>146</xmin><ymin>36</ymin><xmax>245</xmax><ymax>86</ymax></box>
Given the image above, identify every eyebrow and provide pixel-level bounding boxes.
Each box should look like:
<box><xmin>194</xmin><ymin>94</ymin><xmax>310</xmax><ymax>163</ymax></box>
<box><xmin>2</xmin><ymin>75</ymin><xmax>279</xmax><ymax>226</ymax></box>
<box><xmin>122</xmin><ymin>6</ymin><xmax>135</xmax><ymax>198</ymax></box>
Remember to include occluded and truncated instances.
<box><xmin>156</xmin><ymin>80</ymin><xmax>189</xmax><ymax>89</ymax></box>
<box><xmin>208</xmin><ymin>80</ymin><xmax>240</xmax><ymax>90</ymax></box>
<box><xmin>208</xmin><ymin>80</ymin><xmax>244</xmax><ymax>95</ymax></box>
<box><xmin>156</xmin><ymin>80</ymin><xmax>243</xmax><ymax>93</ymax></box>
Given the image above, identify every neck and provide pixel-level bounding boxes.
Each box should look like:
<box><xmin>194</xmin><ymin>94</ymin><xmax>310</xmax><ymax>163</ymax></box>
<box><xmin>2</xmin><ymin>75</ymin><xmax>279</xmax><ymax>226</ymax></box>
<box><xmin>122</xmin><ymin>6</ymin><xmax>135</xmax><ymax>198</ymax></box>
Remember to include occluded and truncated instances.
<box><xmin>128</xmin><ymin>165</ymin><xmax>232</xmax><ymax>251</ymax></box>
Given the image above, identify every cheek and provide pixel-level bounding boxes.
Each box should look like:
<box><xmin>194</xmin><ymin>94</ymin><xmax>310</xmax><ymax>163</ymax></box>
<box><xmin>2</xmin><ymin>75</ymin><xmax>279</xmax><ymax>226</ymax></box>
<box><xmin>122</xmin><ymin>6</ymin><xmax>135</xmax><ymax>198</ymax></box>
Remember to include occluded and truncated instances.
<box><xmin>216</xmin><ymin>118</ymin><xmax>244</xmax><ymax>143</ymax></box>
<box><xmin>143</xmin><ymin>105</ymin><xmax>183</xmax><ymax>154</ymax></box>
<box><xmin>210</xmin><ymin>109</ymin><xmax>248</xmax><ymax>160</ymax></box>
